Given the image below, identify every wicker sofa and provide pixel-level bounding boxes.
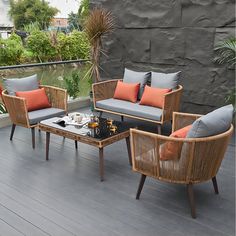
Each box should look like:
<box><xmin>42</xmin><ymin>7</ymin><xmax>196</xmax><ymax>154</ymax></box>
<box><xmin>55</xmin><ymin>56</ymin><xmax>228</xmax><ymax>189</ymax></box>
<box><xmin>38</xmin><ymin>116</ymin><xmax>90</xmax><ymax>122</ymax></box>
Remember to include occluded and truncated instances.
<box><xmin>92</xmin><ymin>79</ymin><xmax>183</xmax><ymax>134</ymax></box>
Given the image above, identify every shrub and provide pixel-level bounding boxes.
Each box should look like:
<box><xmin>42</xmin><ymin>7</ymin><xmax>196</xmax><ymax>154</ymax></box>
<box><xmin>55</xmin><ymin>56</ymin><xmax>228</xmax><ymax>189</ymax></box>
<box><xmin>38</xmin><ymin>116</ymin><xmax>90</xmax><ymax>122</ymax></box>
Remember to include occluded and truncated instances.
<box><xmin>57</xmin><ymin>30</ymin><xmax>90</xmax><ymax>60</ymax></box>
<box><xmin>26</xmin><ymin>30</ymin><xmax>57</xmax><ymax>62</ymax></box>
<box><xmin>64</xmin><ymin>72</ymin><xmax>81</xmax><ymax>99</ymax></box>
<box><xmin>0</xmin><ymin>33</ymin><xmax>24</xmax><ymax>65</ymax></box>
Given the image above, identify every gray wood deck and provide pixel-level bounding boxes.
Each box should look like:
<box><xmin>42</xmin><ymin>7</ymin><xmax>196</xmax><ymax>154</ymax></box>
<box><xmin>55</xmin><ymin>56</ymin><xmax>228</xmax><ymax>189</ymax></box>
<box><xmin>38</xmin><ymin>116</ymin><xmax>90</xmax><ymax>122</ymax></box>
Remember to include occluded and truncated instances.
<box><xmin>0</xmin><ymin>108</ymin><xmax>235</xmax><ymax>236</ymax></box>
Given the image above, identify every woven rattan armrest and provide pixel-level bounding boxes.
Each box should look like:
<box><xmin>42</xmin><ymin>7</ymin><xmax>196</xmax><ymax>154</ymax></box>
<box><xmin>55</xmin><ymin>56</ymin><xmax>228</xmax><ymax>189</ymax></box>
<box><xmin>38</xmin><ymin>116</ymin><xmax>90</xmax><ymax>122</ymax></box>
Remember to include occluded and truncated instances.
<box><xmin>92</xmin><ymin>79</ymin><xmax>119</xmax><ymax>106</ymax></box>
<box><xmin>40</xmin><ymin>85</ymin><xmax>67</xmax><ymax>111</ymax></box>
<box><xmin>2</xmin><ymin>90</ymin><xmax>30</xmax><ymax>127</ymax></box>
<box><xmin>162</xmin><ymin>85</ymin><xmax>183</xmax><ymax>123</ymax></box>
<box><xmin>172</xmin><ymin>112</ymin><xmax>202</xmax><ymax>132</ymax></box>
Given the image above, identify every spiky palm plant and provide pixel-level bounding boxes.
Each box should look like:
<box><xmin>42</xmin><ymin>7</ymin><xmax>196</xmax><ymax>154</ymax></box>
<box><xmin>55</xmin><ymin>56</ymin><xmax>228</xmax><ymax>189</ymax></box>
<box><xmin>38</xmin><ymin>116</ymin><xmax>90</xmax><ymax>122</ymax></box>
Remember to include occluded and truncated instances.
<box><xmin>84</xmin><ymin>8</ymin><xmax>115</xmax><ymax>83</ymax></box>
<box><xmin>214</xmin><ymin>38</ymin><xmax>236</xmax><ymax>67</ymax></box>
<box><xmin>214</xmin><ymin>38</ymin><xmax>236</xmax><ymax>109</ymax></box>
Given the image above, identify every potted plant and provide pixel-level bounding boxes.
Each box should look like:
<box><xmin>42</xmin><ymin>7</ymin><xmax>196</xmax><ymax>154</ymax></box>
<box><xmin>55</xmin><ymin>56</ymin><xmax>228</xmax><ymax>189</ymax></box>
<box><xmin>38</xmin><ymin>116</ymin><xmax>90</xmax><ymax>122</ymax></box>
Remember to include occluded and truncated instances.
<box><xmin>84</xmin><ymin>8</ymin><xmax>115</xmax><ymax>110</ymax></box>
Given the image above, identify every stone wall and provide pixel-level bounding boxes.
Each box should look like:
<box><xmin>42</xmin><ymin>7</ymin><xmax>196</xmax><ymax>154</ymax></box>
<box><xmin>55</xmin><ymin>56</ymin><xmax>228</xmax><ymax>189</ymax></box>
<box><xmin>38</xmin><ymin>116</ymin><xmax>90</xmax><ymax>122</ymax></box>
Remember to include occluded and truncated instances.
<box><xmin>90</xmin><ymin>0</ymin><xmax>235</xmax><ymax>113</ymax></box>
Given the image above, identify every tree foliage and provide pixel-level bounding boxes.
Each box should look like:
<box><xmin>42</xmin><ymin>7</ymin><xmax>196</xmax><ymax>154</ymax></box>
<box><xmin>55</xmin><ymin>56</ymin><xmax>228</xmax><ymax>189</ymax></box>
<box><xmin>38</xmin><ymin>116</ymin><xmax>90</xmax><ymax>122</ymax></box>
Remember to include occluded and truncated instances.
<box><xmin>57</xmin><ymin>30</ymin><xmax>90</xmax><ymax>60</ymax></box>
<box><xmin>26</xmin><ymin>30</ymin><xmax>57</xmax><ymax>62</ymax></box>
<box><xmin>9</xmin><ymin>0</ymin><xmax>58</xmax><ymax>30</ymax></box>
<box><xmin>0</xmin><ymin>33</ymin><xmax>24</xmax><ymax>65</ymax></box>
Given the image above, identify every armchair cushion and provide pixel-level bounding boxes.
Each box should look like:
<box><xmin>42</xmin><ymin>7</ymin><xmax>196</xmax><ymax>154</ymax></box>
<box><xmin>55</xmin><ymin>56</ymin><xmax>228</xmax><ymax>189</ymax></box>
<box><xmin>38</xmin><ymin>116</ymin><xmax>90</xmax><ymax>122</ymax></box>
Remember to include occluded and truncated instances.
<box><xmin>16</xmin><ymin>88</ymin><xmax>51</xmax><ymax>111</ymax></box>
<box><xmin>187</xmin><ymin>104</ymin><xmax>234</xmax><ymax>138</ymax></box>
<box><xmin>96</xmin><ymin>98</ymin><xmax>163</xmax><ymax>121</ymax></box>
<box><xmin>3</xmin><ymin>74</ymin><xmax>38</xmax><ymax>95</ymax></box>
<box><xmin>28</xmin><ymin>108</ymin><xmax>65</xmax><ymax>125</ymax></box>
<box><xmin>123</xmin><ymin>68</ymin><xmax>151</xmax><ymax>99</ymax></box>
<box><xmin>151</xmin><ymin>71</ymin><xmax>180</xmax><ymax>89</ymax></box>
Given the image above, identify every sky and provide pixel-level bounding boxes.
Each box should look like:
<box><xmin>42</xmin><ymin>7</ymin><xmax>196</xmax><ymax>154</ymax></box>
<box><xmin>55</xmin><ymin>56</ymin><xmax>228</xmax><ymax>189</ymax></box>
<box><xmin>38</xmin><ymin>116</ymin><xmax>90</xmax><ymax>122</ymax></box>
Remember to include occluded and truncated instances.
<box><xmin>48</xmin><ymin>0</ymin><xmax>81</xmax><ymax>18</ymax></box>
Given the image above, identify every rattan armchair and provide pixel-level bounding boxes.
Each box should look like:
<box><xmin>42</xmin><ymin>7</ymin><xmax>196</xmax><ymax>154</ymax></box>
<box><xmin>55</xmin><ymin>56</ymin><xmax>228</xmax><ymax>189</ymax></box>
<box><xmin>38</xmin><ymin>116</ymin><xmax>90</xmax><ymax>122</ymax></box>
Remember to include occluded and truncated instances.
<box><xmin>130</xmin><ymin>112</ymin><xmax>233</xmax><ymax>218</ymax></box>
<box><xmin>92</xmin><ymin>79</ymin><xmax>183</xmax><ymax>134</ymax></box>
<box><xmin>2</xmin><ymin>85</ymin><xmax>67</xmax><ymax>149</ymax></box>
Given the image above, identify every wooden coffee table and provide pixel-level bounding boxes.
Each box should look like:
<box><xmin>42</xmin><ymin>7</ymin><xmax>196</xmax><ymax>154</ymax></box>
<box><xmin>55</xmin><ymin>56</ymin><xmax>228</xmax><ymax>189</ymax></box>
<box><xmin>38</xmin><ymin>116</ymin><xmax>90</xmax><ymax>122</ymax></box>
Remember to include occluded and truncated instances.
<box><xmin>39</xmin><ymin>116</ymin><xmax>133</xmax><ymax>181</ymax></box>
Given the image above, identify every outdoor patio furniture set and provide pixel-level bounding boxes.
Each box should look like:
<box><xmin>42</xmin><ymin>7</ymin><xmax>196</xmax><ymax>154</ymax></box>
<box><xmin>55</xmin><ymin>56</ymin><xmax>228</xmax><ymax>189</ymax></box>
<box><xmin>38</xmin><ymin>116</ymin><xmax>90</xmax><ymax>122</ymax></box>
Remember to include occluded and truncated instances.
<box><xmin>1</xmin><ymin>69</ymin><xmax>234</xmax><ymax>218</ymax></box>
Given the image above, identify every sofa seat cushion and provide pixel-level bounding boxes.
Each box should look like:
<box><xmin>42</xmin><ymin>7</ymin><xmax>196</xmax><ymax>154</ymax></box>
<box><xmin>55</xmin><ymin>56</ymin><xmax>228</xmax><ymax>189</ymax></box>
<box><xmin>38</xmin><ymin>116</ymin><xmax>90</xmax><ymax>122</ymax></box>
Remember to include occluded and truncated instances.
<box><xmin>28</xmin><ymin>108</ymin><xmax>65</xmax><ymax>125</ymax></box>
<box><xmin>96</xmin><ymin>98</ymin><xmax>163</xmax><ymax>121</ymax></box>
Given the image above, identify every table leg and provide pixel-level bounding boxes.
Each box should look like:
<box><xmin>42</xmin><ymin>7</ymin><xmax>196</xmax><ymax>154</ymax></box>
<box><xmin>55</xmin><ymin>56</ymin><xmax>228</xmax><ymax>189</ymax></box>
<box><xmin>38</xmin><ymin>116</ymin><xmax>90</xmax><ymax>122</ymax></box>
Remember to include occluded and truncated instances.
<box><xmin>75</xmin><ymin>140</ymin><xmax>78</xmax><ymax>149</ymax></box>
<box><xmin>46</xmin><ymin>132</ymin><xmax>50</xmax><ymax>161</ymax></box>
<box><xmin>99</xmin><ymin>148</ymin><xmax>104</xmax><ymax>182</ymax></box>
<box><xmin>125</xmin><ymin>137</ymin><xmax>132</xmax><ymax>166</ymax></box>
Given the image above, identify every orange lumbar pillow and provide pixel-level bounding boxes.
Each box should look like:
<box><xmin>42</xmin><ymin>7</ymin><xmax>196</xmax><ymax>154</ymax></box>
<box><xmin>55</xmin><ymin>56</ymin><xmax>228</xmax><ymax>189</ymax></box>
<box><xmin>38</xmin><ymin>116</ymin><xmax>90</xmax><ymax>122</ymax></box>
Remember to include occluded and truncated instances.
<box><xmin>113</xmin><ymin>80</ymin><xmax>140</xmax><ymax>103</ymax></box>
<box><xmin>160</xmin><ymin>125</ymin><xmax>192</xmax><ymax>161</ymax></box>
<box><xmin>139</xmin><ymin>85</ymin><xmax>171</xmax><ymax>108</ymax></box>
<box><xmin>16</xmin><ymin>88</ymin><xmax>51</xmax><ymax>111</ymax></box>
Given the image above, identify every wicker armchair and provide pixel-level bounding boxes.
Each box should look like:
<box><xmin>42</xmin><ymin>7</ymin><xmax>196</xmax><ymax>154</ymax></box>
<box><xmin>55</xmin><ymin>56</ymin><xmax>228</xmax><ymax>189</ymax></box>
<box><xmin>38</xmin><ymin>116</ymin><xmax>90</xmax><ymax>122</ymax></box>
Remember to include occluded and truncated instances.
<box><xmin>2</xmin><ymin>85</ymin><xmax>67</xmax><ymax>148</ymax></box>
<box><xmin>92</xmin><ymin>79</ymin><xmax>183</xmax><ymax>134</ymax></box>
<box><xmin>130</xmin><ymin>112</ymin><xmax>233</xmax><ymax>218</ymax></box>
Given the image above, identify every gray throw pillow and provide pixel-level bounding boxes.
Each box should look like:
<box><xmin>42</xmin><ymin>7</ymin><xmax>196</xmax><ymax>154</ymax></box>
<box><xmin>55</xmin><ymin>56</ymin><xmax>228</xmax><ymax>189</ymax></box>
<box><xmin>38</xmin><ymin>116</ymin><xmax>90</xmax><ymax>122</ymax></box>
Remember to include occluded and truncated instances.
<box><xmin>123</xmin><ymin>68</ymin><xmax>151</xmax><ymax>100</ymax></box>
<box><xmin>151</xmin><ymin>71</ymin><xmax>181</xmax><ymax>89</ymax></box>
<box><xmin>187</xmin><ymin>104</ymin><xmax>234</xmax><ymax>138</ymax></box>
<box><xmin>3</xmin><ymin>74</ymin><xmax>38</xmax><ymax>95</ymax></box>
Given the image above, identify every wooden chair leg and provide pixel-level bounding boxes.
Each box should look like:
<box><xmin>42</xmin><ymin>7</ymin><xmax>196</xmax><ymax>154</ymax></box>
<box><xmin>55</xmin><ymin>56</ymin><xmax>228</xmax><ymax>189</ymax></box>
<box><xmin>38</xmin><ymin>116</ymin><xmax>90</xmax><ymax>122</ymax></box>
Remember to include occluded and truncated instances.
<box><xmin>157</xmin><ymin>125</ymin><xmax>161</xmax><ymax>134</ymax></box>
<box><xmin>121</xmin><ymin>115</ymin><xmax>124</xmax><ymax>122</ymax></box>
<box><xmin>212</xmin><ymin>176</ymin><xmax>219</xmax><ymax>194</ymax></box>
<box><xmin>187</xmin><ymin>184</ymin><xmax>196</xmax><ymax>218</ymax></box>
<box><xmin>75</xmin><ymin>140</ymin><xmax>78</xmax><ymax>149</ymax></box>
<box><xmin>10</xmin><ymin>124</ymin><xmax>16</xmax><ymax>141</ymax></box>
<box><xmin>136</xmin><ymin>174</ymin><xmax>146</xmax><ymax>199</ymax></box>
<box><xmin>31</xmin><ymin>127</ymin><xmax>35</xmax><ymax>149</ymax></box>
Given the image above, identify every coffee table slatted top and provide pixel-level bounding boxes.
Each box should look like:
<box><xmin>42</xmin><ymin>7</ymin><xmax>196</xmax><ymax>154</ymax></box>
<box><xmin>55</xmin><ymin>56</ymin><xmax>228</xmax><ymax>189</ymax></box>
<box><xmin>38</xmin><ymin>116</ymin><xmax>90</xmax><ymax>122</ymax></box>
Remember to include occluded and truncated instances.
<box><xmin>39</xmin><ymin>117</ymin><xmax>133</xmax><ymax>148</ymax></box>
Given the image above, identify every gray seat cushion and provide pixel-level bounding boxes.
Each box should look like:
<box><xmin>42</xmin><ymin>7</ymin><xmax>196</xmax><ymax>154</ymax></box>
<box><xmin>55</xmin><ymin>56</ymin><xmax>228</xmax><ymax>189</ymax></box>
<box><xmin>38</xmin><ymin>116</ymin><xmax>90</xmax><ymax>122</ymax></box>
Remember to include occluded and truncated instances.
<box><xmin>151</xmin><ymin>71</ymin><xmax>181</xmax><ymax>89</ymax></box>
<box><xmin>28</xmin><ymin>108</ymin><xmax>65</xmax><ymax>125</ymax></box>
<box><xmin>187</xmin><ymin>104</ymin><xmax>234</xmax><ymax>138</ymax></box>
<box><xmin>3</xmin><ymin>74</ymin><xmax>38</xmax><ymax>95</ymax></box>
<box><xmin>123</xmin><ymin>68</ymin><xmax>151</xmax><ymax>99</ymax></box>
<box><xmin>96</xmin><ymin>98</ymin><xmax>162</xmax><ymax>121</ymax></box>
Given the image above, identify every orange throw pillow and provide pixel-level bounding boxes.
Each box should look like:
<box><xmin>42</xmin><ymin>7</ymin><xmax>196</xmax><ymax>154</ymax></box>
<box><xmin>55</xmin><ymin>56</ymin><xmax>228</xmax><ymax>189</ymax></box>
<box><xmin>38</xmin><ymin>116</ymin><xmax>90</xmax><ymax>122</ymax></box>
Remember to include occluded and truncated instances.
<box><xmin>113</xmin><ymin>81</ymin><xmax>140</xmax><ymax>103</ymax></box>
<box><xmin>139</xmin><ymin>86</ymin><xmax>171</xmax><ymax>108</ymax></box>
<box><xmin>160</xmin><ymin>125</ymin><xmax>192</xmax><ymax>161</ymax></box>
<box><xmin>16</xmin><ymin>88</ymin><xmax>51</xmax><ymax>111</ymax></box>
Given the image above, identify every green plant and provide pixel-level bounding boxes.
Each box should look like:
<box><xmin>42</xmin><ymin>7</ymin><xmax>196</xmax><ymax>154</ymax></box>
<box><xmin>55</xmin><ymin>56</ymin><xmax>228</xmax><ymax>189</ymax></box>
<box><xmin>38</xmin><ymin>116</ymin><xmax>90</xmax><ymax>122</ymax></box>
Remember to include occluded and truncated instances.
<box><xmin>9</xmin><ymin>0</ymin><xmax>58</xmax><ymax>30</ymax></box>
<box><xmin>57</xmin><ymin>30</ymin><xmax>90</xmax><ymax>60</ymax></box>
<box><xmin>214</xmin><ymin>38</ymin><xmax>236</xmax><ymax>67</ymax></box>
<box><xmin>214</xmin><ymin>38</ymin><xmax>236</xmax><ymax>109</ymax></box>
<box><xmin>23</xmin><ymin>22</ymin><xmax>41</xmax><ymax>33</ymax></box>
<box><xmin>0</xmin><ymin>33</ymin><xmax>24</xmax><ymax>65</ymax></box>
<box><xmin>26</xmin><ymin>30</ymin><xmax>57</xmax><ymax>62</ymax></box>
<box><xmin>64</xmin><ymin>72</ymin><xmax>81</xmax><ymax>99</ymax></box>
<box><xmin>0</xmin><ymin>103</ymin><xmax>7</xmax><ymax>114</ymax></box>
<box><xmin>84</xmin><ymin>8</ymin><xmax>115</xmax><ymax>83</ymax></box>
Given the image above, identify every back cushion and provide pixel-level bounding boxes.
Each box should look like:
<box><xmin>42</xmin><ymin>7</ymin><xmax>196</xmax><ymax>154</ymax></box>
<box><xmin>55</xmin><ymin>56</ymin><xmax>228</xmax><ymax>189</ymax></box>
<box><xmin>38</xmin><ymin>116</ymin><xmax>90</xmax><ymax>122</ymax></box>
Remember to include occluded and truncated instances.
<box><xmin>151</xmin><ymin>71</ymin><xmax>180</xmax><ymax>89</ymax></box>
<box><xmin>187</xmin><ymin>104</ymin><xmax>234</xmax><ymax>138</ymax></box>
<box><xmin>123</xmin><ymin>68</ymin><xmax>150</xmax><ymax>99</ymax></box>
<box><xmin>113</xmin><ymin>81</ymin><xmax>140</xmax><ymax>103</ymax></box>
<box><xmin>3</xmin><ymin>74</ymin><xmax>38</xmax><ymax>95</ymax></box>
<box><xmin>16</xmin><ymin>88</ymin><xmax>51</xmax><ymax>111</ymax></box>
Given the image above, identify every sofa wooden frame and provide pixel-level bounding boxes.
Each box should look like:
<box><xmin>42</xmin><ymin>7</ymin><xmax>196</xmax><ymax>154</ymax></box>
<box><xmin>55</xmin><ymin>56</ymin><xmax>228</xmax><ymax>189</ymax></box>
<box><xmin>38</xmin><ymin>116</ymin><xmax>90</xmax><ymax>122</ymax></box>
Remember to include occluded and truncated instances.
<box><xmin>92</xmin><ymin>79</ymin><xmax>183</xmax><ymax>133</ymax></box>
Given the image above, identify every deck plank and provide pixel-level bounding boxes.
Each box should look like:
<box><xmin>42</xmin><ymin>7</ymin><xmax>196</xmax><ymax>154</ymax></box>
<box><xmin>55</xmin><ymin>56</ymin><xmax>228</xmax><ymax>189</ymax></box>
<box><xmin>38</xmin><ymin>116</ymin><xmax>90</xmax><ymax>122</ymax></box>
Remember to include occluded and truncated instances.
<box><xmin>0</xmin><ymin>109</ymin><xmax>234</xmax><ymax>236</ymax></box>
